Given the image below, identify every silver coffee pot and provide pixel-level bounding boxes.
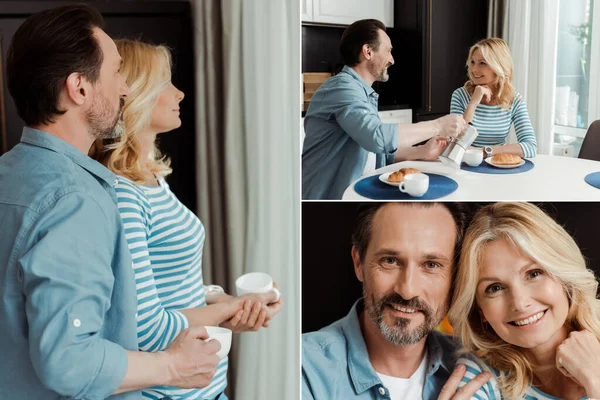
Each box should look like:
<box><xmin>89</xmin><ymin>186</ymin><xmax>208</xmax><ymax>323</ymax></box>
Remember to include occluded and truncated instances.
<box><xmin>438</xmin><ymin>123</ymin><xmax>479</xmax><ymax>169</ymax></box>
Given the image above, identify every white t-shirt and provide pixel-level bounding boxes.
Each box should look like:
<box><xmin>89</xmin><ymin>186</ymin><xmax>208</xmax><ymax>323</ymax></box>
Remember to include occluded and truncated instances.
<box><xmin>376</xmin><ymin>351</ymin><xmax>428</xmax><ymax>400</ymax></box>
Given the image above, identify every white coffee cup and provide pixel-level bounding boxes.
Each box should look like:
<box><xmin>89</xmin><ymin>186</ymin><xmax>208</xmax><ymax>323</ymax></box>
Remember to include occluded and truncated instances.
<box><xmin>463</xmin><ymin>149</ymin><xmax>484</xmax><ymax>166</ymax></box>
<box><xmin>204</xmin><ymin>326</ymin><xmax>232</xmax><ymax>359</ymax></box>
<box><xmin>399</xmin><ymin>173</ymin><xmax>429</xmax><ymax>197</ymax></box>
<box><xmin>235</xmin><ymin>272</ymin><xmax>281</xmax><ymax>302</ymax></box>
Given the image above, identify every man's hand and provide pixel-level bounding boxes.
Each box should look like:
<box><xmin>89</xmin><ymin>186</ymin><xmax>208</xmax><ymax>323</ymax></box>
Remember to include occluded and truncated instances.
<box><xmin>163</xmin><ymin>326</ymin><xmax>221</xmax><ymax>389</ymax></box>
<box><xmin>437</xmin><ymin>364</ymin><xmax>491</xmax><ymax>400</ymax></box>
<box><xmin>415</xmin><ymin>136</ymin><xmax>449</xmax><ymax>160</ymax></box>
<box><xmin>436</xmin><ymin>114</ymin><xmax>467</xmax><ymax>138</ymax></box>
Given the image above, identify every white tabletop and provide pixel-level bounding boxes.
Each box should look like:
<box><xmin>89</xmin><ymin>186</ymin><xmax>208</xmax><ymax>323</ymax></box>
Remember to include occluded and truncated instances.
<box><xmin>342</xmin><ymin>154</ymin><xmax>600</xmax><ymax>201</ymax></box>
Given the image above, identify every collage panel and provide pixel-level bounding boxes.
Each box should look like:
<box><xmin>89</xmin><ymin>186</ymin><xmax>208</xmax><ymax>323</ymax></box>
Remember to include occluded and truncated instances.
<box><xmin>302</xmin><ymin>202</ymin><xmax>600</xmax><ymax>400</ymax></box>
<box><xmin>0</xmin><ymin>1</ymin><xmax>299</xmax><ymax>399</ymax></box>
<box><xmin>301</xmin><ymin>0</ymin><xmax>600</xmax><ymax>201</ymax></box>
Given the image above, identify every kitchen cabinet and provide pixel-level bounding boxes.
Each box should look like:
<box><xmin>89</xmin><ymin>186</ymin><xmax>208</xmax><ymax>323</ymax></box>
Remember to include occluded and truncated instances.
<box><xmin>0</xmin><ymin>1</ymin><xmax>197</xmax><ymax>212</ymax></box>
<box><xmin>379</xmin><ymin>108</ymin><xmax>412</xmax><ymax>124</ymax></box>
<box><xmin>389</xmin><ymin>0</ymin><xmax>488</xmax><ymax>122</ymax></box>
<box><xmin>302</xmin><ymin>0</ymin><xmax>394</xmax><ymax>28</ymax></box>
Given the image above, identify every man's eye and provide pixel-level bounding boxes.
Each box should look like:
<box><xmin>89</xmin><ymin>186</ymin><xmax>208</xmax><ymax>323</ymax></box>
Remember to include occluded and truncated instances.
<box><xmin>424</xmin><ymin>261</ymin><xmax>439</xmax><ymax>269</ymax></box>
<box><xmin>381</xmin><ymin>257</ymin><xmax>397</xmax><ymax>265</ymax></box>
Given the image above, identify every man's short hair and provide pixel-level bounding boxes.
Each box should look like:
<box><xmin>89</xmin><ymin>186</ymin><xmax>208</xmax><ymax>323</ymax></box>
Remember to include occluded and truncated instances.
<box><xmin>7</xmin><ymin>4</ymin><xmax>105</xmax><ymax>126</ymax></box>
<box><xmin>351</xmin><ymin>202</ymin><xmax>470</xmax><ymax>267</ymax></box>
<box><xmin>340</xmin><ymin>19</ymin><xmax>386</xmax><ymax>67</ymax></box>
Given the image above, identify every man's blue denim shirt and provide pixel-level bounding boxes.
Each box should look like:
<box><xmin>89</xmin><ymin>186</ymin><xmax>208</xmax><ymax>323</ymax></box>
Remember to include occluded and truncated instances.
<box><xmin>302</xmin><ymin>65</ymin><xmax>398</xmax><ymax>200</ymax></box>
<box><xmin>302</xmin><ymin>300</ymin><xmax>459</xmax><ymax>400</ymax></box>
<box><xmin>0</xmin><ymin>128</ymin><xmax>139</xmax><ymax>399</ymax></box>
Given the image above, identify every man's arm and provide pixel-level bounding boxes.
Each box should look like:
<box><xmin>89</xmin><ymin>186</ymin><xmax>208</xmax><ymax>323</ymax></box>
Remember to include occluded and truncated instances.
<box><xmin>115</xmin><ymin>326</ymin><xmax>220</xmax><ymax>394</ymax></box>
<box><xmin>332</xmin><ymin>86</ymin><xmax>398</xmax><ymax>154</ymax></box>
<box><xmin>20</xmin><ymin>192</ymin><xmax>219</xmax><ymax>398</ymax></box>
<box><xmin>396</xmin><ymin>114</ymin><xmax>466</xmax><ymax>148</ymax></box>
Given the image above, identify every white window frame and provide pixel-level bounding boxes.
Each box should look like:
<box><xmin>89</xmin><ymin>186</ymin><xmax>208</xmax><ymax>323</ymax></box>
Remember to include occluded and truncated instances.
<box><xmin>553</xmin><ymin>0</ymin><xmax>600</xmax><ymax>139</ymax></box>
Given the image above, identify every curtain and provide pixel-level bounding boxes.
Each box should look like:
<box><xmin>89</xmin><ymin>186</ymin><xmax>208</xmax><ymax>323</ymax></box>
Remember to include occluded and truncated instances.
<box><xmin>487</xmin><ymin>0</ymin><xmax>507</xmax><ymax>37</ymax></box>
<box><xmin>193</xmin><ymin>0</ymin><xmax>300</xmax><ymax>399</ymax></box>
<box><xmin>504</xmin><ymin>0</ymin><xmax>560</xmax><ymax>155</ymax></box>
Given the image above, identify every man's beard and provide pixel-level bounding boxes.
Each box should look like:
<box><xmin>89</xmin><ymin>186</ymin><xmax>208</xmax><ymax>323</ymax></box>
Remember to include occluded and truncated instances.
<box><xmin>363</xmin><ymin>286</ymin><xmax>446</xmax><ymax>346</ymax></box>
<box><xmin>87</xmin><ymin>96</ymin><xmax>125</xmax><ymax>140</ymax></box>
<box><xmin>371</xmin><ymin>62</ymin><xmax>391</xmax><ymax>83</ymax></box>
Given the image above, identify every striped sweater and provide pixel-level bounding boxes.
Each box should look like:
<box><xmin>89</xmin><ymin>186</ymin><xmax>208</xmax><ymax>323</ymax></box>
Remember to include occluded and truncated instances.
<box><xmin>450</xmin><ymin>86</ymin><xmax>537</xmax><ymax>158</ymax></box>
<box><xmin>115</xmin><ymin>176</ymin><xmax>228</xmax><ymax>400</ymax></box>
<box><xmin>458</xmin><ymin>356</ymin><xmax>588</xmax><ymax>400</ymax></box>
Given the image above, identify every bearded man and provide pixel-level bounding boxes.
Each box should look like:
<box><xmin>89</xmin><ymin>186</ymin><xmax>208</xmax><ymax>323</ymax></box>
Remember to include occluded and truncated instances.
<box><xmin>302</xmin><ymin>203</ymin><xmax>491</xmax><ymax>400</ymax></box>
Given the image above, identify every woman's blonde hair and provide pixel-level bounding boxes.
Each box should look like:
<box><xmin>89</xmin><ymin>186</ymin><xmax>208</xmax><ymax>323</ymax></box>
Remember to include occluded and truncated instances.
<box><xmin>448</xmin><ymin>202</ymin><xmax>600</xmax><ymax>399</ymax></box>
<box><xmin>90</xmin><ymin>39</ymin><xmax>173</xmax><ymax>183</ymax></box>
<box><xmin>464</xmin><ymin>37</ymin><xmax>516</xmax><ymax>110</ymax></box>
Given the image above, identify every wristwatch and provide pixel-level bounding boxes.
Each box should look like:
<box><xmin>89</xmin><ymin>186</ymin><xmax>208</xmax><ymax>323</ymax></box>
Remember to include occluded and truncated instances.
<box><xmin>484</xmin><ymin>146</ymin><xmax>494</xmax><ymax>158</ymax></box>
<box><xmin>205</xmin><ymin>284</ymin><xmax>225</xmax><ymax>294</ymax></box>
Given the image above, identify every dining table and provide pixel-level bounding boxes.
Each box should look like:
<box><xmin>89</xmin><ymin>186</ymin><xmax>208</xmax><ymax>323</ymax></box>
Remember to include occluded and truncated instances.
<box><xmin>342</xmin><ymin>154</ymin><xmax>600</xmax><ymax>201</ymax></box>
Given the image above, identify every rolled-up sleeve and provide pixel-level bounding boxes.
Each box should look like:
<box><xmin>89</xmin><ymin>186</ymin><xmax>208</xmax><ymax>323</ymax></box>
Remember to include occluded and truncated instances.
<box><xmin>19</xmin><ymin>191</ymin><xmax>128</xmax><ymax>399</ymax></box>
<box><xmin>331</xmin><ymin>85</ymin><xmax>398</xmax><ymax>154</ymax></box>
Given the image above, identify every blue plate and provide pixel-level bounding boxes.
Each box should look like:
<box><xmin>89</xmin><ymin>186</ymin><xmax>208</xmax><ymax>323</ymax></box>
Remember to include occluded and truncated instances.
<box><xmin>585</xmin><ymin>172</ymin><xmax>600</xmax><ymax>189</ymax></box>
<box><xmin>354</xmin><ymin>173</ymin><xmax>458</xmax><ymax>200</ymax></box>
<box><xmin>461</xmin><ymin>159</ymin><xmax>534</xmax><ymax>174</ymax></box>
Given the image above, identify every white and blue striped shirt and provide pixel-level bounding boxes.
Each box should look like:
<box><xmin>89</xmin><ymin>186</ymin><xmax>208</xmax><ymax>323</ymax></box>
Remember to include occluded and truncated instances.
<box><xmin>115</xmin><ymin>176</ymin><xmax>228</xmax><ymax>400</ymax></box>
<box><xmin>457</xmin><ymin>355</ymin><xmax>588</xmax><ymax>400</ymax></box>
<box><xmin>450</xmin><ymin>87</ymin><xmax>537</xmax><ymax>158</ymax></box>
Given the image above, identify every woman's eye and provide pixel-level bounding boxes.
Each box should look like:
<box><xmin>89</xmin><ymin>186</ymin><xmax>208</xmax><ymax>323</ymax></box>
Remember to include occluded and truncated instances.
<box><xmin>485</xmin><ymin>284</ymin><xmax>502</xmax><ymax>294</ymax></box>
<box><xmin>528</xmin><ymin>269</ymin><xmax>544</xmax><ymax>279</ymax></box>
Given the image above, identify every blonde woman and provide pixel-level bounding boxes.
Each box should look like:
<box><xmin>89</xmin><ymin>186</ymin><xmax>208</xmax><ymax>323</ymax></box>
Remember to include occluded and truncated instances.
<box><xmin>91</xmin><ymin>39</ymin><xmax>283</xmax><ymax>400</ymax></box>
<box><xmin>450</xmin><ymin>38</ymin><xmax>537</xmax><ymax>159</ymax></box>
<box><xmin>448</xmin><ymin>203</ymin><xmax>600</xmax><ymax>399</ymax></box>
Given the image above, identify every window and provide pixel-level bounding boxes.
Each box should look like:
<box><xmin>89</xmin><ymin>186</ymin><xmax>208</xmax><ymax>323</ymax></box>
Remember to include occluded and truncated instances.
<box><xmin>553</xmin><ymin>0</ymin><xmax>599</xmax><ymax>157</ymax></box>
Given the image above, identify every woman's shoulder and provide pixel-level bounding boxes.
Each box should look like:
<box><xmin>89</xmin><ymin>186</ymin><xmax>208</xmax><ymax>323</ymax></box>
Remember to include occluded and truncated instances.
<box><xmin>456</xmin><ymin>354</ymin><xmax>502</xmax><ymax>399</ymax></box>
<box><xmin>114</xmin><ymin>175</ymin><xmax>151</xmax><ymax>203</ymax></box>
<box><xmin>452</xmin><ymin>86</ymin><xmax>470</xmax><ymax>97</ymax></box>
<box><xmin>457</xmin><ymin>354</ymin><xmax>500</xmax><ymax>377</ymax></box>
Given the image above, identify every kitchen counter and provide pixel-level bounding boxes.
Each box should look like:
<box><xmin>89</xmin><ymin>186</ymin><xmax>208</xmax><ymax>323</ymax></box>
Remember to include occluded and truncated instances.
<box><xmin>302</xmin><ymin>103</ymin><xmax>411</xmax><ymax>118</ymax></box>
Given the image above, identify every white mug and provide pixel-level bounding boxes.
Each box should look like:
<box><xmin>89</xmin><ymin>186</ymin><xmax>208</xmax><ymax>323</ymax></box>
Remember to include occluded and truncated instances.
<box><xmin>235</xmin><ymin>272</ymin><xmax>281</xmax><ymax>302</ymax></box>
<box><xmin>399</xmin><ymin>173</ymin><xmax>429</xmax><ymax>197</ymax></box>
<box><xmin>463</xmin><ymin>149</ymin><xmax>484</xmax><ymax>166</ymax></box>
<box><xmin>204</xmin><ymin>326</ymin><xmax>232</xmax><ymax>359</ymax></box>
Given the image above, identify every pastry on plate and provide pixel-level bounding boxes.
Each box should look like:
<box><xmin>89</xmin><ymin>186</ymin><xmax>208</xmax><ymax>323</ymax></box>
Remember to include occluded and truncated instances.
<box><xmin>400</xmin><ymin>168</ymin><xmax>421</xmax><ymax>175</ymax></box>
<box><xmin>491</xmin><ymin>153</ymin><xmax>522</xmax><ymax>165</ymax></box>
<box><xmin>388</xmin><ymin>170</ymin><xmax>405</xmax><ymax>182</ymax></box>
<box><xmin>388</xmin><ymin>167</ymin><xmax>421</xmax><ymax>183</ymax></box>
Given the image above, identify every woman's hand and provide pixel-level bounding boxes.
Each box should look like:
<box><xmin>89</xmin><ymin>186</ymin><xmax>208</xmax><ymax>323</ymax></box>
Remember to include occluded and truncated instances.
<box><xmin>556</xmin><ymin>330</ymin><xmax>600</xmax><ymax>397</ymax></box>
<box><xmin>472</xmin><ymin>85</ymin><xmax>492</xmax><ymax>105</ymax></box>
<box><xmin>219</xmin><ymin>288</ymin><xmax>282</xmax><ymax>333</ymax></box>
<box><xmin>220</xmin><ymin>297</ymin><xmax>268</xmax><ymax>333</ymax></box>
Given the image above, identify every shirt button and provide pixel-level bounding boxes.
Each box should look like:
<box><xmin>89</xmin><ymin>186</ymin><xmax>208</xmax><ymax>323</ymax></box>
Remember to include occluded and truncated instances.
<box><xmin>113</xmin><ymin>179</ymin><xmax>119</xmax><ymax>187</ymax></box>
<box><xmin>135</xmin><ymin>313</ymin><xmax>138</xmax><ymax>319</ymax></box>
<box><xmin>73</xmin><ymin>319</ymin><xmax>81</xmax><ymax>328</ymax></box>
<box><xmin>378</xmin><ymin>387</ymin><xmax>385</xmax><ymax>395</ymax></box>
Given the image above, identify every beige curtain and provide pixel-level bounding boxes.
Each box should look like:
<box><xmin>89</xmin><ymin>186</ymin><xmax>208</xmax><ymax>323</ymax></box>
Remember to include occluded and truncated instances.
<box><xmin>193</xmin><ymin>0</ymin><xmax>300</xmax><ymax>399</ymax></box>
